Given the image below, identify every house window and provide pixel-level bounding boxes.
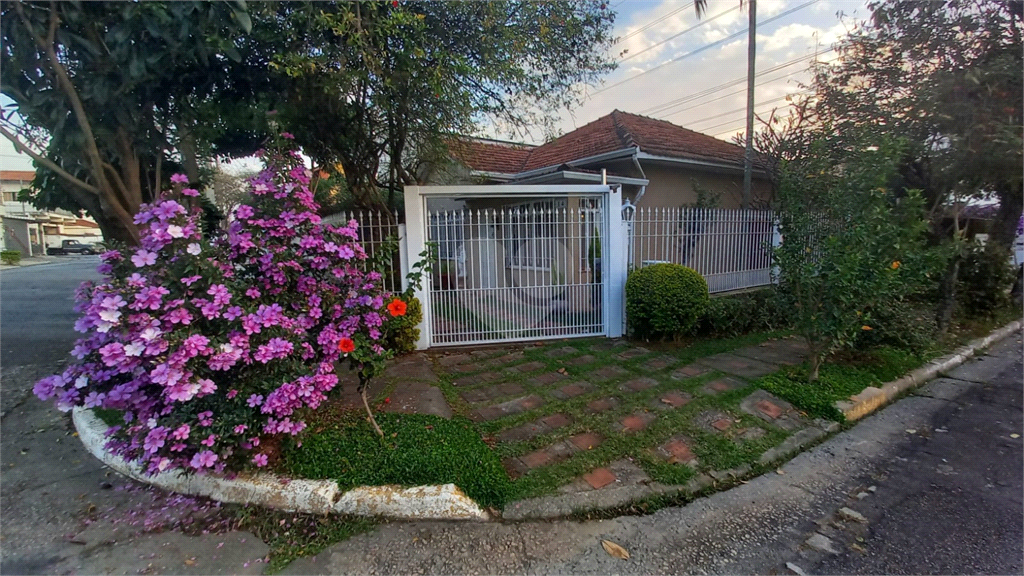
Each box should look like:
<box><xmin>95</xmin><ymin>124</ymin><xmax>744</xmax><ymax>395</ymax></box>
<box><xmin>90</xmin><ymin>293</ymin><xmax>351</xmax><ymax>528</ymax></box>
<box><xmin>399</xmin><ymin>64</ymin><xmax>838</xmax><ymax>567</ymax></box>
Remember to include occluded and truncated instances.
<box><xmin>2</xmin><ymin>191</ymin><xmax>17</xmax><ymax>202</ymax></box>
<box><xmin>503</xmin><ymin>199</ymin><xmax>566</xmax><ymax>270</ymax></box>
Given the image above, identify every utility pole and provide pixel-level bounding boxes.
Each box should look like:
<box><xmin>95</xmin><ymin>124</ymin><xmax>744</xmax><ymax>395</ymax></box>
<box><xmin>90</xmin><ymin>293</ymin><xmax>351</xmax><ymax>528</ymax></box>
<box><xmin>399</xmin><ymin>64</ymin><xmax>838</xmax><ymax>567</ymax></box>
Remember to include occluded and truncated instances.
<box><xmin>742</xmin><ymin>0</ymin><xmax>756</xmax><ymax>210</ymax></box>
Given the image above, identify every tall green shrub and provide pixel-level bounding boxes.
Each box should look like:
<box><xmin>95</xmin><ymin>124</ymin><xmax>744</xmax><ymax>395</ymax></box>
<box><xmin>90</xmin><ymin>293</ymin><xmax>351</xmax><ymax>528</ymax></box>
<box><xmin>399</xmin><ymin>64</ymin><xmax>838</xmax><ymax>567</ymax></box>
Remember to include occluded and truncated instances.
<box><xmin>626</xmin><ymin>263</ymin><xmax>709</xmax><ymax>341</ymax></box>
<box><xmin>773</xmin><ymin>134</ymin><xmax>931</xmax><ymax>381</ymax></box>
<box><xmin>957</xmin><ymin>240</ymin><xmax>1018</xmax><ymax>315</ymax></box>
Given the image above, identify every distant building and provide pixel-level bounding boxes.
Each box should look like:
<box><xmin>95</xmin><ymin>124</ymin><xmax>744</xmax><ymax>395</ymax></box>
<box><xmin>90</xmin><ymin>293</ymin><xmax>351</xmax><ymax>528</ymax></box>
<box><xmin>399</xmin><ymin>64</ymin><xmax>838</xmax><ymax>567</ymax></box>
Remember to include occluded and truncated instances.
<box><xmin>1</xmin><ymin>170</ymin><xmax>102</xmax><ymax>256</ymax></box>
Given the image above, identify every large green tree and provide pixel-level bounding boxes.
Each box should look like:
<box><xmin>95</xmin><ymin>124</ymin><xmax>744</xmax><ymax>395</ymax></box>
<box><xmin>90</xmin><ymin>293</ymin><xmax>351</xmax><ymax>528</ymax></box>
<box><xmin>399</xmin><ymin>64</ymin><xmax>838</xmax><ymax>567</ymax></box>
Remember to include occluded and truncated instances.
<box><xmin>756</xmin><ymin>0</ymin><xmax>1021</xmax><ymax>332</ymax></box>
<box><xmin>260</xmin><ymin>1</ymin><xmax>616</xmax><ymax>211</ymax></box>
<box><xmin>1</xmin><ymin>1</ymin><xmax>259</xmax><ymax>244</ymax></box>
<box><xmin>805</xmin><ymin>0</ymin><xmax>1022</xmax><ymax>247</ymax></box>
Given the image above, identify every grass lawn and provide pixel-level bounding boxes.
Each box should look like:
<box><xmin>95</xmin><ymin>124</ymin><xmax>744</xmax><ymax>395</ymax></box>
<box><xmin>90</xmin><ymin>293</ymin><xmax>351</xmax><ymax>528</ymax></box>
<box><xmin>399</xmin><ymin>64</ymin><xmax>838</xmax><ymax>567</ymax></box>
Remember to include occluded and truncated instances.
<box><xmin>756</xmin><ymin>305</ymin><xmax>1022</xmax><ymax>421</ymax></box>
<box><xmin>280</xmin><ymin>411</ymin><xmax>511</xmax><ymax>509</ymax></box>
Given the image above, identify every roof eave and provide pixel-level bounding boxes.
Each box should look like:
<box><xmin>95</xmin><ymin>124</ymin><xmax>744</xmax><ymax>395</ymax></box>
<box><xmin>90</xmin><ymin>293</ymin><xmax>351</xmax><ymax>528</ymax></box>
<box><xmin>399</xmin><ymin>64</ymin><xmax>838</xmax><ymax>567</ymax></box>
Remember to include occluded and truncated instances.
<box><xmin>510</xmin><ymin>170</ymin><xmax>649</xmax><ymax>186</ymax></box>
<box><xmin>634</xmin><ymin>151</ymin><xmax>769</xmax><ymax>177</ymax></box>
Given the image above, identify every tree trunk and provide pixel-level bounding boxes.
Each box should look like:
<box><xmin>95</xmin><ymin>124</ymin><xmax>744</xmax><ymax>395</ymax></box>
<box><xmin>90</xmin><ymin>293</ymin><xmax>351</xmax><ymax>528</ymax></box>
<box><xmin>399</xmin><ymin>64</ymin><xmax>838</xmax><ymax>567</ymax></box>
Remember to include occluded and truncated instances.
<box><xmin>357</xmin><ymin>374</ymin><xmax>384</xmax><ymax>438</ymax></box>
<box><xmin>991</xmin><ymin>187</ymin><xmax>1023</xmax><ymax>248</ymax></box>
<box><xmin>91</xmin><ymin>209</ymin><xmax>140</xmax><ymax>246</ymax></box>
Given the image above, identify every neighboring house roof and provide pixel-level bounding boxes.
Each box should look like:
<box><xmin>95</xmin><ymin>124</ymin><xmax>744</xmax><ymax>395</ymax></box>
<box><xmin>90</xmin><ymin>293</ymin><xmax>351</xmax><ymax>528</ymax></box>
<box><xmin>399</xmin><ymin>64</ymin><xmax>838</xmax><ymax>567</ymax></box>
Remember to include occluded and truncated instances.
<box><xmin>453</xmin><ymin>110</ymin><xmax>757</xmax><ymax>177</ymax></box>
<box><xmin>448</xmin><ymin>138</ymin><xmax>534</xmax><ymax>174</ymax></box>
<box><xmin>0</xmin><ymin>170</ymin><xmax>36</xmax><ymax>182</ymax></box>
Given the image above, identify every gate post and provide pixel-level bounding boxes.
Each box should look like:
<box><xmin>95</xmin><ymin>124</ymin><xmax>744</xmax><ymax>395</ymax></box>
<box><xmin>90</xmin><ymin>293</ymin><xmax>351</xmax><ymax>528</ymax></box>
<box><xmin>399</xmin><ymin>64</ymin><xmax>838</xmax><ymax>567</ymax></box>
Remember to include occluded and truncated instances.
<box><xmin>403</xmin><ymin>186</ymin><xmax>431</xmax><ymax>350</ymax></box>
<box><xmin>604</xmin><ymin>186</ymin><xmax>627</xmax><ymax>338</ymax></box>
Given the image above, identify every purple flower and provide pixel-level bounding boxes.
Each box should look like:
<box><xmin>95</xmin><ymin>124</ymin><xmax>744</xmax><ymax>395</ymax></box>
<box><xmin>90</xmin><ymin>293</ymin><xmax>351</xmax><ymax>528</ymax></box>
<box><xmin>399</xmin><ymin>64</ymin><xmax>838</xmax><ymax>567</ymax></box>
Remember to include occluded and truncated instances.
<box><xmin>246</xmin><ymin>394</ymin><xmax>264</xmax><ymax>408</ymax></box>
<box><xmin>131</xmin><ymin>250</ymin><xmax>158</xmax><ymax>267</ymax></box>
<box><xmin>171</xmin><ymin>424</ymin><xmax>190</xmax><ymax>440</ymax></box>
<box><xmin>83</xmin><ymin>391</ymin><xmax>106</xmax><ymax>408</ymax></box>
<box><xmin>190</xmin><ymin>450</ymin><xmax>218</xmax><ymax>469</ymax></box>
<box><xmin>281</xmin><ymin>132</ymin><xmax>295</xmax><ymax>140</ymax></box>
<box><xmin>198</xmin><ymin>411</ymin><xmax>214</xmax><ymax>426</ymax></box>
<box><xmin>170</xmin><ymin>173</ymin><xmax>189</xmax><ymax>184</ymax></box>
<box><xmin>143</xmin><ymin>427</ymin><xmax>168</xmax><ymax>454</ymax></box>
<box><xmin>152</xmin><ymin>200</ymin><xmax>185</xmax><ymax>221</ymax></box>
<box><xmin>181</xmin><ymin>188</ymin><xmax>200</xmax><ymax>197</ymax></box>
<box><xmin>253</xmin><ymin>454</ymin><xmax>268</xmax><ymax>467</ymax></box>
<box><xmin>235</xmin><ymin>205</ymin><xmax>254</xmax><ymax>220</ymax></box>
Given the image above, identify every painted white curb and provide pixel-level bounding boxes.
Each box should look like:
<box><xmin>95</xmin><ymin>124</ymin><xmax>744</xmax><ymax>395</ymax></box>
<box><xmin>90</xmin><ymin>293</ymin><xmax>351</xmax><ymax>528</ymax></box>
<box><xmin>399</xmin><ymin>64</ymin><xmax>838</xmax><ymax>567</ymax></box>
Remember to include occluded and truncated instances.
<box><xmin>72</xmin><ymin>408</ymin><xmax>490</xmax><ymax>520</ymax></box>
<box><xmin>836</xmin><ymin>319</ymin><xmax>1022</xmax><ymax>422</ymax></box>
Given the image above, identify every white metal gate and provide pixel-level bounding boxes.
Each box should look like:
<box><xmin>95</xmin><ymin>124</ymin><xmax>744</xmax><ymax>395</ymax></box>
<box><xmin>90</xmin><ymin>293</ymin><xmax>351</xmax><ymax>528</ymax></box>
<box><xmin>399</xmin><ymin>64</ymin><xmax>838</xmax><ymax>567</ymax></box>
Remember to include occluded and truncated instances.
<box><xmin>405</xmin><ymin>185</ymin><xmax>626</xmax><ymax>348</ymax></box>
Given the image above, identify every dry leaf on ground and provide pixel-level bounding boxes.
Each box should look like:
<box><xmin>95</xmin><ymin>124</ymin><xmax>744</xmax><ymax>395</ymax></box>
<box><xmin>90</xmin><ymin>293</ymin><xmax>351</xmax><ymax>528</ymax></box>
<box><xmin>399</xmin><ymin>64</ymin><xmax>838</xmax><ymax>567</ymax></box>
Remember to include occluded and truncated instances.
<box><xmin>601</xmin><ymin>539</ymin><xmax>630</xmax><ymax>560</ymax></box>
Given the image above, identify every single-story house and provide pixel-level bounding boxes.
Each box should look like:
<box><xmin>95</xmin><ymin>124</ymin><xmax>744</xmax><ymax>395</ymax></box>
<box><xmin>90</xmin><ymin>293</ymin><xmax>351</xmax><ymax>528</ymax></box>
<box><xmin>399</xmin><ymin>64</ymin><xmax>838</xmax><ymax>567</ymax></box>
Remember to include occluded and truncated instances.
<box><xmin>434</xmin><ymin>109</ymin><xmax>773</xmax><ymax>210</ymax></box>
<box><xmin>411</xmin><ymin>112</ymin><xmax>775</xmax><ymax>335</ymax></box>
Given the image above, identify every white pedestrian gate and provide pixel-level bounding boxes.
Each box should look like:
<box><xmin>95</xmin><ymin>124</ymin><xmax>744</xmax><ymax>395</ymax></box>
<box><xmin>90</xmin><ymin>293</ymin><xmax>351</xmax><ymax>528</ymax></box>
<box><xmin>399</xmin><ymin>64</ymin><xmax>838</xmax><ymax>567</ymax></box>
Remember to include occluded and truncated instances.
<box><xmin>404</xmin><ymin>185</ymin><xmax>627</xmax><ymax>348</ymax></box>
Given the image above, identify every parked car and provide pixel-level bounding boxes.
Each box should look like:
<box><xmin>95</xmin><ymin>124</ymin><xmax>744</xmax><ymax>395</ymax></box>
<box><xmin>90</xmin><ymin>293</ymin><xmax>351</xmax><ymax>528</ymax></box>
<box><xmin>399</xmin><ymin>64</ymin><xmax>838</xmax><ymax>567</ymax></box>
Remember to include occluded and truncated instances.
<box><xmin>47</xmin><ymin>240</ymin><xmax>99</xmax><ymax>255</ymax></box>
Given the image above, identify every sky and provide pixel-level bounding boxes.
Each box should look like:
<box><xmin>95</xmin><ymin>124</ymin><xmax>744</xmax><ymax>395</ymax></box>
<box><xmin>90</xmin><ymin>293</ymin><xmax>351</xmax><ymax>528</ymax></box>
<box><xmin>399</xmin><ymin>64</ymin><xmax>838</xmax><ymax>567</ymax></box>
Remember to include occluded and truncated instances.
<box><xmin>0</xmin><ymin>0</ymin><xmax>874</xmax><ymax>173</ymax></box>
<box><xmin>521</xmin><ymin>0</ymin><xmax>873</xmax><ymax>145</ymax></box>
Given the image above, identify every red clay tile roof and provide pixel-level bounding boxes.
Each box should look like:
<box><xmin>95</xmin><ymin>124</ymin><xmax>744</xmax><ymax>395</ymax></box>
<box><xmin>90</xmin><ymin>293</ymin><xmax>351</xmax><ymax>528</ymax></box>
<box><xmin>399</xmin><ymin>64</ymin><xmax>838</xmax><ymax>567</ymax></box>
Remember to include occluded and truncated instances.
<box><xmin>454</xmin><ymin>111</ymin><xmax>753</xmax><ymax>175</ymax></box>
<box><xmin>448</xmin><ymin>139</ymin><xmax>533</xmax><ymax>174</ymax></box>
<box><xmin>0</xmin><ymin>170</ymin><xmax>36</xmax><ymax>182</ymax></box>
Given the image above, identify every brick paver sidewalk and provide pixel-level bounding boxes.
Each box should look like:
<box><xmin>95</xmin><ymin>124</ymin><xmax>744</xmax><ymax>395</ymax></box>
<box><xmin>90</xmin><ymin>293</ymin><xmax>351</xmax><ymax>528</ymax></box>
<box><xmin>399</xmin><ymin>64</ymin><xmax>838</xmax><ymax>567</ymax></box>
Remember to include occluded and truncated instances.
<box><xmin>415</xmin><ymin>334</ymin><xmax>840</xmax><ymax>511</ymax></box>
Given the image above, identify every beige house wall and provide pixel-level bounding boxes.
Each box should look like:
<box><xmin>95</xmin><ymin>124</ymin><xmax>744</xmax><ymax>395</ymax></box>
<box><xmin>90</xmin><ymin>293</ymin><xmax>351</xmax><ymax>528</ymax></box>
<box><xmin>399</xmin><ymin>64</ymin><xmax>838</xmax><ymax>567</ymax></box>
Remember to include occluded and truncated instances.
<box><xmin>631</xmin><ymin>162</ymin><xmax>773</xmax><ymax>210</ymax></box>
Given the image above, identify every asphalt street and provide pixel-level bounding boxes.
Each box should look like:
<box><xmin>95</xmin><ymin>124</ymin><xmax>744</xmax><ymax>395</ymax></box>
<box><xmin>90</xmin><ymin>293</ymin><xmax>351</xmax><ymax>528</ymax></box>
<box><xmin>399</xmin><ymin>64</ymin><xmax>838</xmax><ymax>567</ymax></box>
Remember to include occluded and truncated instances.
<box><xmin>0</xmin><ymin>260</ymin><xmax>1021</xmax><ymax>575</ymax></box>
<box><xmin>1</xmin><ymin>257</ymin><xmax>101</xmax><ymax>368</ymax></box>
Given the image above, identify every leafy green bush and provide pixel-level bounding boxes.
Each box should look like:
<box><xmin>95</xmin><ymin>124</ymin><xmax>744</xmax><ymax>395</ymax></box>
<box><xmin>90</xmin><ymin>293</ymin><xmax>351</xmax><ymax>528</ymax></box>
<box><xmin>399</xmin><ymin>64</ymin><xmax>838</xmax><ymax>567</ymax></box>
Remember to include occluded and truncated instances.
<box><xmin>957</xmin><ymin>240</ymin><xmax>1017</xmax><ymax>316</ymax></box>
<box><xmin>855</xmin><ymin>299</ymin><xmax>937</xmax><ymax>353</ymax></box>
<box><xmin>384</xmin><ymin>296</ymin><xmax>422</xmax><ymax>354</ymax></box>
<box><xmin>1</xmin><ymin>250</ymin><xmax>21</xmax><ymax>265</ymax></box>
<box><xmin>696</xmin><ymin>288</ymin><xmax>790</xmax><ymax>337</ymax></box>
<box><xmin>626</xmin><ymin>263</ymin><xmax>709</xmax><ymax>340</ymax></box>
<box><xmin>773</xmin><ymin>134</ymin><xmax>931</xmax><ymax>381</ymax></box>
<box><xmin>282</xmin><ymin>413</ymin><xmax>511</xmax><ymax>508</ymax></box>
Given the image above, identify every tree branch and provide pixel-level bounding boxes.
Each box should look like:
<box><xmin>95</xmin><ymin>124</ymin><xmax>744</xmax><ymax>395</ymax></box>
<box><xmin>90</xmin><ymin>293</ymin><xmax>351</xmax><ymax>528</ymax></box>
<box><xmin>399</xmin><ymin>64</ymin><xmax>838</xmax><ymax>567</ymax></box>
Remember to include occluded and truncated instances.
<box><xmin>0</xmin><ymin>124</ymin><xmax>100</xmax><ymax>195</ymax></box>
<box><xmin>15</xmin><ymin>1</ymin><xmax>112</xmax><ymax>197</ymax></box>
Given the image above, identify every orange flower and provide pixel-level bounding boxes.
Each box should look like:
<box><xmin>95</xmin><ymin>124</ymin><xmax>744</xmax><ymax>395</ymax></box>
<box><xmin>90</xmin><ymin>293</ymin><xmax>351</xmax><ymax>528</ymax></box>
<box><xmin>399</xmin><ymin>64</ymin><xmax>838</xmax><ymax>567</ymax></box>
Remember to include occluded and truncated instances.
<box><xmin>338</xmin><ymin>338</ymin><xmax>355</xmax><ymax>353</ymax></box>
<box><xmin>387</xmin><ymin>298</ymin><xmax>407</xmax><ymax>317</ymax></box>
<box><xmin>891</xmin><ymin>261</ymin><xmax>901</xmax><ymax>270</ymax></box>
<box><xmin>861</xmin><ymin>325</ymin><xmax>873</xmax><ymax>331</ymax></box>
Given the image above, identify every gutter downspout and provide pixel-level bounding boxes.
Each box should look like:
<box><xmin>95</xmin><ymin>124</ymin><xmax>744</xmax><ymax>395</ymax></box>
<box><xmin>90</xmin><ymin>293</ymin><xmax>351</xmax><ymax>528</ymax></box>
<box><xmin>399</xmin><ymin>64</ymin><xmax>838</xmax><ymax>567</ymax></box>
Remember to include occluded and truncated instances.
<box><xmin>631</xmin><ymin>146</ymin><xmax>647</xmax><ymax>205</ymax></box>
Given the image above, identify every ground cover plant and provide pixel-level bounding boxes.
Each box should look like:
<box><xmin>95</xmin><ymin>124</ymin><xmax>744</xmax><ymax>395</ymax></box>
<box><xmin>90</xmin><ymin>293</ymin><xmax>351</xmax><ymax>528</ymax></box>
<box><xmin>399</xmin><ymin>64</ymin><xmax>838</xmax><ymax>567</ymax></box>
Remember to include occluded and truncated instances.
<box><xmin>32</xmin><ymin>138</ymin><xmax>412</xmax><ymax>476</ymax></box>
<box><xmin>281</xmin><ymin>411</ymin><xmax>511</xmax><ymax>509</ymax></box>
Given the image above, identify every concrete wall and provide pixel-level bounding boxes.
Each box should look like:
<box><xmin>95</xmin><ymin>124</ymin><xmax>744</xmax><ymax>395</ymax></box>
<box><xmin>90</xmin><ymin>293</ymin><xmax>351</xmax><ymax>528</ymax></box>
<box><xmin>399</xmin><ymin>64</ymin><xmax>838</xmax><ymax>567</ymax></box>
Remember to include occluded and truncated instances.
<box><xmin>3</xmin><ymin>218</ymin><xmax>35</xmax><ymax>256</ymax></box>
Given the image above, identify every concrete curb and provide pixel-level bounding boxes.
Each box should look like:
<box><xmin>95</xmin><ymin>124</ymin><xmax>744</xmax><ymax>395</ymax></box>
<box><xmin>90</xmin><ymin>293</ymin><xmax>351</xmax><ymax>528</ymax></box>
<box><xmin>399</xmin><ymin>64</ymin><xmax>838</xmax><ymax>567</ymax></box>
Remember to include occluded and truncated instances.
<box><xmin>836</xmin><ymin>319</ymin><xmax>1022</xmax><ymax>422</ymax></box>
<box><xmin>72</xmin><ymin>408</ymin><xmax>490</xmax><ymax>521</ymax></box>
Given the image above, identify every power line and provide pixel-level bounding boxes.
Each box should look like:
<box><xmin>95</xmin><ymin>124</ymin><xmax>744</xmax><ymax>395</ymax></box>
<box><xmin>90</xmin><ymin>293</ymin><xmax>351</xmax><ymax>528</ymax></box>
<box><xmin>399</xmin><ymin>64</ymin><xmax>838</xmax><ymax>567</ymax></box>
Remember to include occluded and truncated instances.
<box><xmin>683</xmin><ymin>92</ymin><xmax>806</xmax><ymax>127</ymax></box>
<box><xmin>613</xmin><ymin>3</ymin><xmax>695</xmax><ymax>46</ymax></box>
<box><xmin>659</xmin><ymin>61</ymin><xmax>834</xmax><ymax>120</ymax></box>
<box><xmin>702</xmin><ymin>99</ymin><xmax>806</xmax><ymax>135</ymax></box>
<box><xmin>638</xmin><ymin>48</ymin><xmax>835</xmax><ymax>115</ymax></box>
<box><xmin>592</xmin><ymin>0</ymin><xmax>821</xmax><ymax>96</ymax></box>
<box><xmin>620</xmin><ymin>5</ymin><xmax>739</xmax><ymax>63</ymax></box>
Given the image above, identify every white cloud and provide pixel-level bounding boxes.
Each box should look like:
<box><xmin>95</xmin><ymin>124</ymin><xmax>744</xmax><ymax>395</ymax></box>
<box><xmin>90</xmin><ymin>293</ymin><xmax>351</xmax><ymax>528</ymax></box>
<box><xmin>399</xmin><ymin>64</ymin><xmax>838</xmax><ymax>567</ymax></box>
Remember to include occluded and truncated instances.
<box><xmin>491</xmin><ymin>0</ymin><xmax>873</xmax><ymax>145</ymax></box>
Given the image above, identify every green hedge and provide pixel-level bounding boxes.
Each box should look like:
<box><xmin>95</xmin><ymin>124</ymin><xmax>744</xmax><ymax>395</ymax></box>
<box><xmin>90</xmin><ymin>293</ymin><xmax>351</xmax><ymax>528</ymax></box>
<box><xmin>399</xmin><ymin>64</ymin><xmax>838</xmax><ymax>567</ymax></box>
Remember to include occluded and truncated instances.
<box><xmin>626</xmin><ymin>263</ymin><xmax>709</xmax><ymax>340</ymax></box>
<box><xmin>1</xmin><ymin>250</ymin><xmax>21</xmax><ymax>266</ymax></box>
<box><xmin>695</xmin><ymin>288</ymin><xmax>790</xmax><ymax>338</ymax></box>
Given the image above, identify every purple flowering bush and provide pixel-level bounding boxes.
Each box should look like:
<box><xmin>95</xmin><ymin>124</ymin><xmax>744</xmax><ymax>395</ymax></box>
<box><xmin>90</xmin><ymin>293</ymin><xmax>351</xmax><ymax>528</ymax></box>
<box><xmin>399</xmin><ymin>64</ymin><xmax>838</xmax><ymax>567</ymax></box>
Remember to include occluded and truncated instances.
<box><xmin>34</xmin><ymin>148</ymin><xmax>404</xmax><ymax>476</ymax></box>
